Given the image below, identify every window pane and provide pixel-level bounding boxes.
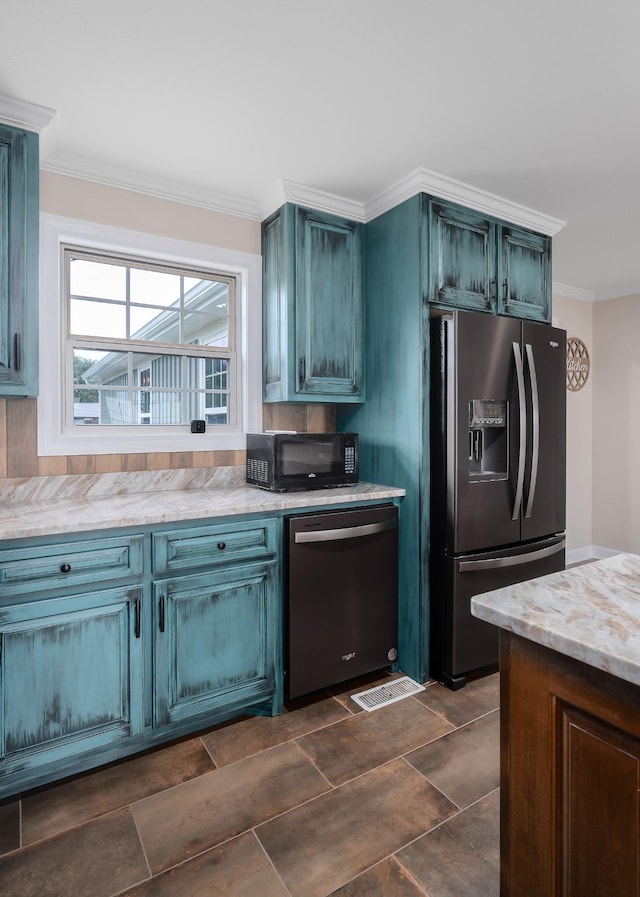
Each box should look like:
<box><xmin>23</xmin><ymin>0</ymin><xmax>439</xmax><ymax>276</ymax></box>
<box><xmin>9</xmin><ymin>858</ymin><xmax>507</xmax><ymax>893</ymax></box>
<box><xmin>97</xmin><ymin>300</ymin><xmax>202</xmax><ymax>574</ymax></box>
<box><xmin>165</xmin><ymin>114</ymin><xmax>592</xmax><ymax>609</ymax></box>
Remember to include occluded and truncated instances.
<box><xmin>70</xmin><ymin>299</ymin><xmax>127</xmax><ymax>338</ymax></box>
<box><xmin>134</xmin><ymin>391</ymin><xmax>184</xmax><ymax>425</ymax></box>
<box><xmin>130</xmin><ymin>269</ymin><xmax>182</xmax><ymax>307</ymax></box>
<box><xmin>70</xmin><ymin>259</ymin><xmax>126</xmax><ymax>302</ymax></box>
<box><xmin>73</xmin><ymin>349</ymin><xmax>108</xmax><ymax>392</ymax></box>
<box><xmin>73</xmin><ymin>349</ymin><xmax>232</xmax><ymax>427</ymax></box>
<box><xmin>186</xmin><ymin>357</ymin><xmax>228</xmax><ymax>390</ymax></box>
<box><xmin>75</xmin><ymin>349</ymin><xmax>128</xmax><ymax>386</ymax></box>
<box><xmin>130</xmin><ymin>306</ymin><xmax>180</xmax><ymax>341</ymax></box>
<box><xmin>132</xmin><ymin>353</ymin><xmax>182</xmax><ymax>389</ymax></box>
<box><xmin>186</xmin><ymin>280</ymin><xmax>228</xmax><ymax>314</ymax></box>
<box><xmin>98</xmin><ymin>389</ymin><xmax>135</xmax><ymax>425</ymax></box>
<box><xmin>204</xmin><ymin>402</ymin><xmax>229</xmax><ymax>424</ymax></box>
<box><xmin>73</xmin><ymin>389</ymin><xmax>100</xmax><ymax>424</ymax></box>
<box><xmin>184</xmin><ymin>310</ymin><xmax>228</xmax><ymax>348</ymax></box>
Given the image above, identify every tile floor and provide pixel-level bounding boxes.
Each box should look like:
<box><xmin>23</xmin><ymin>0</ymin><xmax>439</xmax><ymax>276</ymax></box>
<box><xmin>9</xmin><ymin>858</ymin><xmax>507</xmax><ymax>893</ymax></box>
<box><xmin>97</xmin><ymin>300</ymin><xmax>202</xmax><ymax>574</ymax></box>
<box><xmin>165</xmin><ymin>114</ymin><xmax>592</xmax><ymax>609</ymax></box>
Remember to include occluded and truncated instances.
<box><xmin>0</xmin><ymin>671</ymin><xmax>500</xmax><ymax>897</ymax></box>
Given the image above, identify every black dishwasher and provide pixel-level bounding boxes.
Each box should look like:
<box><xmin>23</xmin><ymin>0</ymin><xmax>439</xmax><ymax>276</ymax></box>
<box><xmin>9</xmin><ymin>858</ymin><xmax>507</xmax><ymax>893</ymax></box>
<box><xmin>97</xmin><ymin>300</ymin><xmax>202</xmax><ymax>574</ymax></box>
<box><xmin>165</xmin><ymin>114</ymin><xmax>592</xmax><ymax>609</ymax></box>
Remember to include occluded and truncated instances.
<box><xmin>285</xmin><ymin>503</ymin><xmax>398</xmax><ymax>700</ymax></box>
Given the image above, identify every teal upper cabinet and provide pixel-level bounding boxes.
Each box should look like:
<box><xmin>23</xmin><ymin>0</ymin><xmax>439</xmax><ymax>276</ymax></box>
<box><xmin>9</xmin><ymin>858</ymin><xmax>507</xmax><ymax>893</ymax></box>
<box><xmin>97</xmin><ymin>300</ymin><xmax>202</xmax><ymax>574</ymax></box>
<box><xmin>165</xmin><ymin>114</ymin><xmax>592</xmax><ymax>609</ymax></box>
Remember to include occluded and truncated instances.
<box><xmin>428</xmin><ymin>200</ymin><xmax>497</xmax><ymax>313</ymax></box>
<box><xmin>0</xmin><ymin>124</ymin><xmax>39</xmax><ymax>396</ymax></box>
<box><xmin>498</xmin><ymin>224</ymin><xmax>551</xmax><ymax>321</ymax></box>
<box><xmin>262</xmin><ymin>203</ymin><xmax>364</xmax><ymax>403</ymax></box>
<box><xmin>426</xmin><ymin>196</ymin><xmax>551</xmax><ymax>322</ymax></box>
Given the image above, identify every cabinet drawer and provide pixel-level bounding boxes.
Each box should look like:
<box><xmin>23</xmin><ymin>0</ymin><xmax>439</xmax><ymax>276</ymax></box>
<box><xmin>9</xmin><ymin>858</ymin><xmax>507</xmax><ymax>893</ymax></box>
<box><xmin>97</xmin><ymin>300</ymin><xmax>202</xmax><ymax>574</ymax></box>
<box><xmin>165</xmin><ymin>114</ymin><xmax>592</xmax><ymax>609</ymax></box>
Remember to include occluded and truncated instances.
<box><xmin>153</xmin><ymin>518</ymin><xmax>277</xmax><ymax>574</ymax></box>
<box><xmin>0</xmin><ymin>535</ymin><xmax>145</xmax><ymax>598</ymax></box>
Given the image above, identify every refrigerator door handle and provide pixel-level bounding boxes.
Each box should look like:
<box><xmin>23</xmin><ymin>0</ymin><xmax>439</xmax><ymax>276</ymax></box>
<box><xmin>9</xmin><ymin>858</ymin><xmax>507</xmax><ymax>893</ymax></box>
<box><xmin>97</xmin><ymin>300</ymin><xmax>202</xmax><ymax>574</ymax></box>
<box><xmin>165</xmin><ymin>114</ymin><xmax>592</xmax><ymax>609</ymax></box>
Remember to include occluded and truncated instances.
<box><xmin>524</xmin><ymin>343</ymin><xmax>540</xmax><ymax>518</ymax></box>
<box><xmin>457</xmin><ymin>538</ymin><xmax>565</xmax><ymax>572</ymax></box>
<box><xmin>512</xmin><ymin>341</ymin><xmax>527</xmax><ymax>521</ymax></box>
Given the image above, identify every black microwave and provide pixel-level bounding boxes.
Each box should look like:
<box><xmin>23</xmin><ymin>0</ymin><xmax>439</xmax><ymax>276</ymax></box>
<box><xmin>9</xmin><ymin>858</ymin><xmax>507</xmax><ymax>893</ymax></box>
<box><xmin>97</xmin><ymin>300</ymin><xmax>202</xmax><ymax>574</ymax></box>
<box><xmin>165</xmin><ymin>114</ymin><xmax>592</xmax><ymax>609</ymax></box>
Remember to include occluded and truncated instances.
<box><xmin>246</xmin><ymin>432</ymin><xmax>358</xmax><ymax>491</ymax></box>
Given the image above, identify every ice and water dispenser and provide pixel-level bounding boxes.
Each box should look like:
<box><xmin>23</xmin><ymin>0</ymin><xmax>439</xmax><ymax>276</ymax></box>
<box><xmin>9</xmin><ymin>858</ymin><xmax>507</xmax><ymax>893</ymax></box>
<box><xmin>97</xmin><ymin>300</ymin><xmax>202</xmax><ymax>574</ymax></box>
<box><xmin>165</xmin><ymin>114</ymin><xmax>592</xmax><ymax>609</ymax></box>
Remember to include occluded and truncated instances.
<box><xmin>468</xmin><ymin>399</ymin><xmax>507</xmax><ymax>480</ymax></box>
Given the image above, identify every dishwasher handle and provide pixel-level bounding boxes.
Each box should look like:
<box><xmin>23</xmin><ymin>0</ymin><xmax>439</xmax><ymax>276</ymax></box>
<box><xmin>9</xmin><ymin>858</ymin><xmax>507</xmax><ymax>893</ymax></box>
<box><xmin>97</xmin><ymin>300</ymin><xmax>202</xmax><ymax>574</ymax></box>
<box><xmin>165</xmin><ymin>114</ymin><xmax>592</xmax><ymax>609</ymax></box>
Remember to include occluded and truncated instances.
<box><xmin>294</xmin><ymin>518</ymin><xmax>396</xmax><ymax>544</ymax></box>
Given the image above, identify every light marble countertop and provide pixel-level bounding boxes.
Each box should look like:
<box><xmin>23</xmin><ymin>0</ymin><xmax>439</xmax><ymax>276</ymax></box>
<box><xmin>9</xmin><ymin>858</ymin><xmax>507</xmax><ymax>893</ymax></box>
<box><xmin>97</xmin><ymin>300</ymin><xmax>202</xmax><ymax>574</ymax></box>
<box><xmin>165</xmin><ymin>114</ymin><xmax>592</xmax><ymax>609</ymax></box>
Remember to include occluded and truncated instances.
<box><xmin>471</xmin><ymin>553</ymin><xmax>640</xmax><ymax>687</ymax></box>
<box><xmin>0</xmin><ymin>467</ymin><xmax>405</xmax><ymax>541</ymax></box>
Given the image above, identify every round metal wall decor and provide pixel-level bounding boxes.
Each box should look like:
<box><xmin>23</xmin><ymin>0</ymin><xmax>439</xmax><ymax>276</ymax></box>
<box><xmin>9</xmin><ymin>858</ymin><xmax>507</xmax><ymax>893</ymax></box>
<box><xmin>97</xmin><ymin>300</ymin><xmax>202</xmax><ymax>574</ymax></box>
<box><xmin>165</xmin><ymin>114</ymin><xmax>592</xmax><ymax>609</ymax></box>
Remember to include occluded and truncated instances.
<box><xmin>566</xmin><ymin>336</ymin><xmax>590</xmax><ymax>391</ymax></box>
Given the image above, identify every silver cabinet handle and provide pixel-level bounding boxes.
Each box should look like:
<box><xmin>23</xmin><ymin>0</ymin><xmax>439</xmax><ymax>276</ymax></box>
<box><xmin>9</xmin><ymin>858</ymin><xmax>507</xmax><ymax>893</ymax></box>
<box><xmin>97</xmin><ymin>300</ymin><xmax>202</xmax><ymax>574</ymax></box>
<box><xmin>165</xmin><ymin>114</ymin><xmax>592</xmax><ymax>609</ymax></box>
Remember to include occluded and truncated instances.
<box><xmin>512</xmin><ymin>341</ymin><xmax>526</xmax><ymax>521</ymax></box>
<box><xmin>524</xmin><ymin>343</ymin><xmax>540</xmax><ymax>518</ymax></box>
<box><xmin>294</xmin><ymin>518</ymin><xmax>396</xmax><ymax>544</ymax></box>
<box><xmin>458</xmin><ymin>538</ymin><xmax>565</xmax><ymax>572</ymax></box>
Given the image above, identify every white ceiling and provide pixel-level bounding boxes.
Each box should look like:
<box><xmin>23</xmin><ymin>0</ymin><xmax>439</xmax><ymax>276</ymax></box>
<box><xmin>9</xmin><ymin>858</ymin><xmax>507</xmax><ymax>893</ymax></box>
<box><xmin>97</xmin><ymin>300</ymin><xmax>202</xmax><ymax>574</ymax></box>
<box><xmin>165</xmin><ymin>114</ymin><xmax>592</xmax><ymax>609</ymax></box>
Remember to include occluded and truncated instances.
<box><xmin>2</xmin><ymin>0</ymin><xmax>639</xmax><ymax>300</ymax></box>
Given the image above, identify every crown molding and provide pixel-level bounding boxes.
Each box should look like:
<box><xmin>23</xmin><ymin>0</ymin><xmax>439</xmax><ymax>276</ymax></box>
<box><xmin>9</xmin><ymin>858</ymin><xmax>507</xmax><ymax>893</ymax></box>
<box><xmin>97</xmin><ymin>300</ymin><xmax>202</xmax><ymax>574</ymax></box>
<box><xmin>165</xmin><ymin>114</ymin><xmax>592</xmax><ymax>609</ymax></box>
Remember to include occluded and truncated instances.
<box><xmin>0</xmin><ymin>95</ymin><xmax>56</xmax><ymax>133</ymax></box>
<box><xmin>41</xmin><ymin>152</ymin><xmax>262</xmax><ymax>220</ymax></box>
<box><xmin>41</xmin><ymin>151</ymin><xmax>566</xmax><ymax>241</ymax></box>
<box><xmin>365</xmin><ymin>167</ymin><xmax>566</xmax><ymax>236</ymax></box>
<box><xmin>553</xmin><ymin>281</ymin><xmax>640</xmax><ymax>302</ymax></box>
<box><xmin>593</xmin><ymin>284</ymin><xmax>640</xmax><ymax>301</ymax></box>
<box><xmin>260</xmin><ymin>168</ymin><xmax>566</xmax><ymax>236</ymax></box>
<box><xmin>552</xmin><ymin>282</ymin><xmax>596</xmax><ymax>302</ymax></box>
<box><xmin>259</xmin><ymin>179</ymin><xmax>366</xmax><ymax>222</ymax></box>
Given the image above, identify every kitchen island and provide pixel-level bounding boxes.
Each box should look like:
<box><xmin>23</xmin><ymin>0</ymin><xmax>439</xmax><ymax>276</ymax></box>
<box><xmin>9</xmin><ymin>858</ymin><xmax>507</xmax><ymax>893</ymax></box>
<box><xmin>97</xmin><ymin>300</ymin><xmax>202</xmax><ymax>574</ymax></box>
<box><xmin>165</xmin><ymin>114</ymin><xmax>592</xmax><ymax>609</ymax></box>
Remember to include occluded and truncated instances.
<box><xmin>471</xmin><ymin>553</ymin><xmax>640</xmax><ymax>897</ymax></box>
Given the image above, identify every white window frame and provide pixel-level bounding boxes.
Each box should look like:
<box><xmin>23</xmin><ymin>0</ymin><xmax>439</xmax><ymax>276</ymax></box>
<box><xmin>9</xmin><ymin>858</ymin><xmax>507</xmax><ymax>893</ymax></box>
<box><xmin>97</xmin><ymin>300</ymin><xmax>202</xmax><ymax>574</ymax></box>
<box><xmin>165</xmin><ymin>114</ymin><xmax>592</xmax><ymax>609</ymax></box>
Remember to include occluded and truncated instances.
<box><xmin>138</xmin><ymin>365</ymin><xmax>151</xmax><ymax>425</ymax></box>
<box><xmin>39</xmin><ymin>214</ymin><xmax>262</xmax><ymax>456</ymax></box>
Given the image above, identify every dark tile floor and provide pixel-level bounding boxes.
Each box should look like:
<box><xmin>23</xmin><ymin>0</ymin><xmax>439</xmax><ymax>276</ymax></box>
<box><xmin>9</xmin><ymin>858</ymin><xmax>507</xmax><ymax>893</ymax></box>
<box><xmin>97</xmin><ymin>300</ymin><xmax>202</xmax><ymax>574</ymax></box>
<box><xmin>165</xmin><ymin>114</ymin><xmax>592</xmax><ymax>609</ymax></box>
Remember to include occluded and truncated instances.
<box><xmin>0</xmin><ymin>671</ymin><xmax>500</xmax><ymax>897</ymax></box>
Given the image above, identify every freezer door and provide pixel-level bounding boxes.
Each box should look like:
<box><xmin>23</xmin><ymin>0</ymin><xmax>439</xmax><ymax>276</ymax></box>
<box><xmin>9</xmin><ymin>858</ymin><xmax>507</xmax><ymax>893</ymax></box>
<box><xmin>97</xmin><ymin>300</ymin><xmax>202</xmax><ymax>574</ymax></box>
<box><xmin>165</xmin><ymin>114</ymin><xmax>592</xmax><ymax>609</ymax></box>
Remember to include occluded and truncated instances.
<box><xmin>431</xmin><ymin>535</ymin><xmax>565</xmax><ymax>689</ymax></box>
<box><xmin>521</xmin><ymin>322</ymin><xmax>566</xmax><ymax>542</ymax></box>
<box><xmin>448</xmin><ymin>312</ymin><xmax>523</xmax><ymax>553</ymax></box>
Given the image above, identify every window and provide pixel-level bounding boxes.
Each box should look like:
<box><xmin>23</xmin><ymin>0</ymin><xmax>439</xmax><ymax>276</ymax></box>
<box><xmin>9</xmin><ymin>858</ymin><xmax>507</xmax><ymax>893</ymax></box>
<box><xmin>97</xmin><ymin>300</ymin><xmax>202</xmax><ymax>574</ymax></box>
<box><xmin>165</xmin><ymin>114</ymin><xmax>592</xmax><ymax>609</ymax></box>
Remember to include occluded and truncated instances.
<box><xmin>67</xmin><ymin>250</ymin><xmax>235</xmax><ymax>428</ymax></box>
<box><xmin>39</xmin><ymin>215</ymin><xmax>262</xmax><ymax>456</ymax></box>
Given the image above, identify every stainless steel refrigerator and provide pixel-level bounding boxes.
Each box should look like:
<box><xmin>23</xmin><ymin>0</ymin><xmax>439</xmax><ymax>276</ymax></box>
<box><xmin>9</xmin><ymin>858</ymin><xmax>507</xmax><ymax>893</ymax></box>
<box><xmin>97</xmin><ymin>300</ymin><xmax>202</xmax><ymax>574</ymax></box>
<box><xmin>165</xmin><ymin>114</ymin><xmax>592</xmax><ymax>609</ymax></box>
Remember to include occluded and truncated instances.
<box><xmin>429</xmin><ymin>309</ymin><xmax>566</xmax><ymax>689</ymax></box>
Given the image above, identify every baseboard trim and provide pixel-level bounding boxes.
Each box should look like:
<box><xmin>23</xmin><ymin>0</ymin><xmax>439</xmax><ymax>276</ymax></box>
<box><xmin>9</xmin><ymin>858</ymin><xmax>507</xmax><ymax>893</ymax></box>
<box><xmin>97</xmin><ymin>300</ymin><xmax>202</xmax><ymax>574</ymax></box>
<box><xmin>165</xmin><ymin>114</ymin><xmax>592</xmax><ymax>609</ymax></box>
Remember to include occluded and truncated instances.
<box><xmin>566</xmin><ymin>545</ymin><xmax>623</xmax><ymax>567</ymax></box>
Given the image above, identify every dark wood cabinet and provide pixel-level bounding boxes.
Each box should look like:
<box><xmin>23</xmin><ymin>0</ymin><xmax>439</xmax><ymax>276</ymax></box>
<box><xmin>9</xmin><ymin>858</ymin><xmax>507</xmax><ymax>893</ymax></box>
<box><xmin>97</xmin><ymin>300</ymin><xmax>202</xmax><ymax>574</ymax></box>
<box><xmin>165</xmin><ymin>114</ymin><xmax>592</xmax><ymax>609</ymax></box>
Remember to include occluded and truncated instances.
<box><xmin>500</xmin><ymin>631</ymin><xmax>640</xmax><ymax>897</ymax></box>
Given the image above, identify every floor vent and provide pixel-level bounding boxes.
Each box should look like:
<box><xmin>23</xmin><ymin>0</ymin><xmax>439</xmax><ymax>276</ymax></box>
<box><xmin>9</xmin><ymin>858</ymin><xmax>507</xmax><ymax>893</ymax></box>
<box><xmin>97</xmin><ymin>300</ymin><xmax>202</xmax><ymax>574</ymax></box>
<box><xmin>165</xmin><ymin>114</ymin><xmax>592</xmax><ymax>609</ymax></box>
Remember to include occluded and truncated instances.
<box><xmin>350</xmin><ymin>676</ymin><xmax>425</xmax><ymax>712</ymax></box>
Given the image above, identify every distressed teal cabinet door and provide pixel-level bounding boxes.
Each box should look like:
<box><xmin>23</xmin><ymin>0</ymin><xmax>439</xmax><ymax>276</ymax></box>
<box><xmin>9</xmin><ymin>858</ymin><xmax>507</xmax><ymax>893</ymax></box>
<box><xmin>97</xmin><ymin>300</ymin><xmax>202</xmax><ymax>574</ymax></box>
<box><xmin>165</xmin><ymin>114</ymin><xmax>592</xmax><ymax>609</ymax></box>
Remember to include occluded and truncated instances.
<box><xmin>0</xmin><ymin>124</ymin><xmax>39</xmax><ymax>396</ymax></box>
<box><xmin>295</xmin><ymin>206</ymin><xmax>363</xmax><ymax>398</ymax></box>
<box><xmin>498</xmin><ymin>225</ymin><xmax>551</xmax><ymax>321</ymax></box>
<box><xmin>427</xmin><ymin>199</ymin><xmax>497</xmax><ymax>313</ymax></box>
<box><xmin>153</xmin><ymin>560</ymin><xmax>278</xmax><ymax>727</ymax></box>
<box><xmin>0</xmin><ymin>587</ymin><xmax>144</xmax><ymax>775</ymax></box>
<box><xmin>262</xmin><ymin>203</ymin><xmax>363</xmax><ymax>402</ymax></box>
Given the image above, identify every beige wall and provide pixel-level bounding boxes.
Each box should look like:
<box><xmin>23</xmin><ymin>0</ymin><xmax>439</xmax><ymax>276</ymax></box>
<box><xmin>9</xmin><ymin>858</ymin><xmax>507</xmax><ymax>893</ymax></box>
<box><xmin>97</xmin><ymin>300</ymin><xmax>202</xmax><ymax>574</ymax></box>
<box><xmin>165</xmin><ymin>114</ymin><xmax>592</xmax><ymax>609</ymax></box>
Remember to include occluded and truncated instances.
<box><xmin>592</xmin><ymin>294</ymin><xmax>640</xmax><ymax>553</ymax></box>
<box><xmin>40</xmin><ymin>172</ymin><xmax>261</xmax><ymax>254</ymax></box>
<box><xmin>552</xmin><ymin>293</ymin><xmax>594</xmax><ymax>555</ymax></box>
<box><xmin>0</xmin><ymin>173</ymin><xmax>334</xmax><ymax>479</ymax></box>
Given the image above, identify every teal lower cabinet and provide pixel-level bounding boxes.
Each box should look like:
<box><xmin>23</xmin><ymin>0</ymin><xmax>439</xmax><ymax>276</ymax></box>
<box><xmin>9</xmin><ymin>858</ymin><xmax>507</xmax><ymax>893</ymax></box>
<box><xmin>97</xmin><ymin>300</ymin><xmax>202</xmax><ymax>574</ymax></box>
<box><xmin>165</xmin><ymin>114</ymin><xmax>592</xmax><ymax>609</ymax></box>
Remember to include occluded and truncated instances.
<box><xmin>153</xmin><ymin>560</ymin><xmax>280</xmax><ymax>728</ymax></box>
<box><xmin>0</xmin><ymin>516</ymin><xmax>282</xmax><ymax>798</ymax></box>
<box><xmin>0</xmin><ymin>587</ymin><xmax>144</xmax><ymax>780</ymax></box>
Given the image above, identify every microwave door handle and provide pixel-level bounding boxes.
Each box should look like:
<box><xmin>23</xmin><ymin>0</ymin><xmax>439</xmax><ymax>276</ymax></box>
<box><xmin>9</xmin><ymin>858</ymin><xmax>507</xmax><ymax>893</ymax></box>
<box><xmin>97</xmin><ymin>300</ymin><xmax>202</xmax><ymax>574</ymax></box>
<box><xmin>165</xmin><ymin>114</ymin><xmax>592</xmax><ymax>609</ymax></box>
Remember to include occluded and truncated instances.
<box><xmin>294</xmin><ymin>519</ymin><xmax>396</xmax><ymax>544</ymax></box>
<box><xmin>512</xmin><ymin>341</ymin><xmax>526</xmax><ymax>521</ymax></box>
<box><xmin>524</xmin><ymin>343</ymin><xmax>540</xmax><ymax>518</ymax></box>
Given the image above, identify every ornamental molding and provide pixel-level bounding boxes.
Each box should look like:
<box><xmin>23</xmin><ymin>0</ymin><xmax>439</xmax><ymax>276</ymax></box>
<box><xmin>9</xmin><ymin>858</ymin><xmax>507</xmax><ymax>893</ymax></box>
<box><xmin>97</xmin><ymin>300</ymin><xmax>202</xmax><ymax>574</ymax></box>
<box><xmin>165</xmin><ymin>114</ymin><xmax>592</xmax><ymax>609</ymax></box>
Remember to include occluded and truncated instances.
<box><xmin>0</xmin><ymin>95</ymin><xmax>56</xmax><ymax>133</ymax></box>
<box><xmin>260</xmin><ymin>168</ymin><xmax>567</xmax><ymax>236</ymax></box>
<box><xmin>363</xmin><ymin>167</ymin><xmax>566</xmax><ymax>235</ymax></box>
